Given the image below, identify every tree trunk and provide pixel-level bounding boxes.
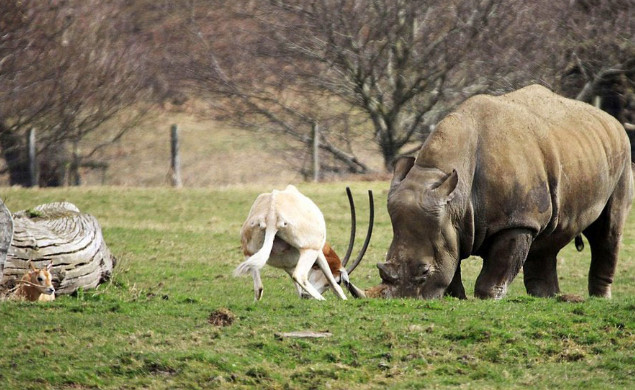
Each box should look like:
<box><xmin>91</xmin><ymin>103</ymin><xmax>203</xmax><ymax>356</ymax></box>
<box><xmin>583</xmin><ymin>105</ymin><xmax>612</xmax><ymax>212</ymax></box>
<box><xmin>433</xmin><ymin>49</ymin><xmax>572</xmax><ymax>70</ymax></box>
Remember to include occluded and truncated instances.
<box><xmin>378</xmin><ymin>123</ymin><xmax>399</xmax><ymax>171</ymax></box>
<box><xmin>382</xmin><ymin>144</ymin><xmax>398</xmax><ymax>172</ymax></box>
<box><xmin>0</xmin><ymin>122</ymin><xmax>30</xmax><ymax>186</ymax></box>
<box><xmin>0</xmin><ymin>202</ymin><xmax>116</xmax><ymax>295</ymax></box>
<box><xmin>38</xmin><ymin>141</ymin><xmax>71</xmax><ymax>187</ymax></box>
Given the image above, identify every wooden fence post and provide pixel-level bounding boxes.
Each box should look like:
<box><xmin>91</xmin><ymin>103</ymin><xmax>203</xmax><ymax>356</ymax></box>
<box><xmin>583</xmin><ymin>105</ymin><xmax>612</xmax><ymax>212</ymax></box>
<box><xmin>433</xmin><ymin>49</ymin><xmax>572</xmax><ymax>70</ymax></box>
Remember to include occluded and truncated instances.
<box><xmin>170</xmin><ymin>124</ymin><xmax>182</xmax><ymax>188</ymax></box>
<box><xmin>27</xmin><ymin>128</ymin><xmax>37</xmax><ymax>187</ymax></box>
<box><xmin>312</xmin><ymin>122</ymin><xmax>320</xmax><ymax>182</ymax></box>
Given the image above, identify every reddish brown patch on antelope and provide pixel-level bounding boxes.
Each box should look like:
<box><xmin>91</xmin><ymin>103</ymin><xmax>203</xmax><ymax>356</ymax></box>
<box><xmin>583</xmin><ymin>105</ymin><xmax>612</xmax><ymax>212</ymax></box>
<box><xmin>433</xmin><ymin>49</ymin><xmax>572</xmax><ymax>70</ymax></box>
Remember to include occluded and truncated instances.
<box><xmin>364</xmin><ymin>284</ymin><xmax>390</xmax><ymax>298</ymax></box>
<box><xmin>241</xmin><ymin>228</ymin><xmax>255</xmax><ymax>257</ymax></box>
<box><xmin>322</xmin><ymin>242</ymin><xmax>342</xmax><ymax>278</ymax></box>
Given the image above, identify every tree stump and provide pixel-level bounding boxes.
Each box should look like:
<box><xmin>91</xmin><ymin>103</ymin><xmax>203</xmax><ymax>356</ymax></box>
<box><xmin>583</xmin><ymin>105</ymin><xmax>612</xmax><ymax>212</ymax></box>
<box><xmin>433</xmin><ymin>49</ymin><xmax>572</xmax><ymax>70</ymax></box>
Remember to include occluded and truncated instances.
<box><xmin>0</xmin><ymin>199</ymin><xmax>13</xmax><ymax>281</ymax></box>
<box><xmin>1</xmin><ymin>202</ymin><xmax>116</xmax><ymax>295</ymax></box>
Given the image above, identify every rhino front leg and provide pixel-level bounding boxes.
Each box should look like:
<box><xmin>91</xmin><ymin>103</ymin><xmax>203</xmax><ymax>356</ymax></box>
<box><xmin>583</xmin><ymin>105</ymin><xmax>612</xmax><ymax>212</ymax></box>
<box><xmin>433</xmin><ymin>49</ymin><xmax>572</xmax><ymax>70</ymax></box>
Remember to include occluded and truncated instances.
<box><xmin>444</xmin><ymin>262</ymin><xmax>467</xmax><ymax>299</ymax></box>
<box><xmin>523</xmin><ymin>250</ymin><xmax>560</xmax><ymax>297</ymax></box>
<box><xmin>475</xmin><ymin>229</ymin><xmax>533</xmax><ymax>299</ymax></box>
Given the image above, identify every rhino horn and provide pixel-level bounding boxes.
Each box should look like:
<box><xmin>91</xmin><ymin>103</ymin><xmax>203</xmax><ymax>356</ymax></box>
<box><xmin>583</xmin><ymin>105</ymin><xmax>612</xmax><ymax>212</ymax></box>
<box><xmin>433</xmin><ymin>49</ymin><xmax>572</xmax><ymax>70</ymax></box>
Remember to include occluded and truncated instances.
<box><xmin>390</xmin><ymin>157</ymin><xmax>416</xmax><ymax>192</ymax></box>
<box><xmin>377</xmin><ymin>262</ymin><xmax>399</xmax><ymax>284</ymax></box>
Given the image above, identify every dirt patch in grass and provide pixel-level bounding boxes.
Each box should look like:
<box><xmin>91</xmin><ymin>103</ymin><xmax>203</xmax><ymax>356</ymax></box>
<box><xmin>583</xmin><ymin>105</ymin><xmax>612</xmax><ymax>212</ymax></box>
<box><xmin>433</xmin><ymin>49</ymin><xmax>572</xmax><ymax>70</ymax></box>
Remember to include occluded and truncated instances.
<box><xmin>208</xmin><ymin>308</ymin><xmax>235</xmax><ymax>327</ymax></box>
<box><xmin>557</xmin><ymin>294</ymin><xmax>585</xmax><ymax>303</ymax></box>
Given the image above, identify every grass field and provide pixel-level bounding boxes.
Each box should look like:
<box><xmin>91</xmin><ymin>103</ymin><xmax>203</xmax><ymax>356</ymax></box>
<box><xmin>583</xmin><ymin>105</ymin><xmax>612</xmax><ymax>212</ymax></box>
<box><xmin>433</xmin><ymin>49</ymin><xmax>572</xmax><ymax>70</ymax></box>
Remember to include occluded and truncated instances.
<box><xmin>0</xmin><ymin>183</ymin><xmax>634</xmax><ymax>389</ymax></box>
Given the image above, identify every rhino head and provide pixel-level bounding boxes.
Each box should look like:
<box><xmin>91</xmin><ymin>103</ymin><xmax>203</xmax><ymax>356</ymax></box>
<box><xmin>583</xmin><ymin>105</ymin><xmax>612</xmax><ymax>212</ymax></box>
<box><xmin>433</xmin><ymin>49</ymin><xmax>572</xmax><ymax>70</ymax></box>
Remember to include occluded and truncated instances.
<box><xmin>376</xmin><ymin>157</ymin><xmax>462</xmax><ymax>299</ymax></box>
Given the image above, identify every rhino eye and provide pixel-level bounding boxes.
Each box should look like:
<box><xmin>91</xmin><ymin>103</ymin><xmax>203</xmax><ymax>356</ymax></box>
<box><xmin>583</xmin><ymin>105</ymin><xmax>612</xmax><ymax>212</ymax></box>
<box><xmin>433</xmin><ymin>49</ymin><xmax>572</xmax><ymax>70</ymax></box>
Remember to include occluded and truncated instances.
<box><xmin>417</xmin><ymin>263</ymin><xmax>430</xmax><ymax>275</ymax></box>
<box><xmin>412</xmin><ymin>263</ymin><xmax>431</xmax><ymax>282</ymax></box>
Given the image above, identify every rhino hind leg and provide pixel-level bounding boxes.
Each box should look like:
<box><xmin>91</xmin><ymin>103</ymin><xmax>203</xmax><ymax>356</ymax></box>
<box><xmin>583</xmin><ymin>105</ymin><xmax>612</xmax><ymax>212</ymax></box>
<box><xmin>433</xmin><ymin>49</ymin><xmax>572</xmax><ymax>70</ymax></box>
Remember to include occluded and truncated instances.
<box><xmin>583</xmin><ymin>167</ymin><xmax>632</xmax><ymax>298</ymax></box>
<box><xmin>584</xmin><ymin>217</ymin><xmax>621</xmax><ymax>298</ymax></box>
<box><xmin>523</xmin><ymin>250</ymin><xmax>560</xmax><ymax>297</ymax></box>
<box><xmin>475</xmin><ymin>229</ymin><xmax>533</xmax><ymax>299</ymax></box>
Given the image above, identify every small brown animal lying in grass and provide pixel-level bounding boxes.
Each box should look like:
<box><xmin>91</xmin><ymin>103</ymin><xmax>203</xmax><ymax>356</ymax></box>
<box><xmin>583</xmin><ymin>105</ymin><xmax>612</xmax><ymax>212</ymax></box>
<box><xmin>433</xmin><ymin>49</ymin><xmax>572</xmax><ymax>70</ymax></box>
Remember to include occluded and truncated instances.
<box><xmin>12</xmin><ymin>262</ymin><xmax>56</xmax><ymax>302</ymax></box>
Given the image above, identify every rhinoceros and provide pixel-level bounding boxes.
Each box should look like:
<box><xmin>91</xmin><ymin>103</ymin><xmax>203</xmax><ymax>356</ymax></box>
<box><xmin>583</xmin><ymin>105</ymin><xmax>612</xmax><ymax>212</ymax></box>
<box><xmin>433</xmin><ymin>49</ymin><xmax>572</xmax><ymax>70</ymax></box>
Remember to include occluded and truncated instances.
<box><xmin>376</xmin><ymin>84</ymin><xmax>633</xmax><ymax>299</ymax></box>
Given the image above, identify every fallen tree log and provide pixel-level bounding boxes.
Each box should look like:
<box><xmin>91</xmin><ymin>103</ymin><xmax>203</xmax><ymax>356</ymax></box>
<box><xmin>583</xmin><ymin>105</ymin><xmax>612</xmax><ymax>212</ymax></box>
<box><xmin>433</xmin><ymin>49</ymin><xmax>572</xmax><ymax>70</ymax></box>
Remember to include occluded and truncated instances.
<box><xmin>1</xmin><ymin>201</ymin><xmax>116</xmax><ymax>296</ymax></box>
<box><xmin>0</xmin><ymin>199</ymin><xmax>13</xmax><ymax>281</ymax></box>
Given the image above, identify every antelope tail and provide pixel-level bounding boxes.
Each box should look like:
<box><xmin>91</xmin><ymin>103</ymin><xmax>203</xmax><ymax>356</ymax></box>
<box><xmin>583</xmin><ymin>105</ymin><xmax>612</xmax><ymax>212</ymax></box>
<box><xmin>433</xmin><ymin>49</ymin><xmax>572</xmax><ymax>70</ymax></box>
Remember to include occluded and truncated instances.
<box><xmin>234</xmin><ymin>223</ymin><xmax>278</xmax><ymax>277</ymax></box>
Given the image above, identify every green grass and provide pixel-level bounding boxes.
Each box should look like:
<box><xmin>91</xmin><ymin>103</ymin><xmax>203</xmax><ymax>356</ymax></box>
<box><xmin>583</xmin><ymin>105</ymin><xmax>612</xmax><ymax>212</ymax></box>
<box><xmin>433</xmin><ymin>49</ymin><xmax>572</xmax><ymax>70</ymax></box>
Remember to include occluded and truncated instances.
<box><xmin>1</xmin><ymin>183</ymin><xmax>634</xmax><ymax>389</ymax></box>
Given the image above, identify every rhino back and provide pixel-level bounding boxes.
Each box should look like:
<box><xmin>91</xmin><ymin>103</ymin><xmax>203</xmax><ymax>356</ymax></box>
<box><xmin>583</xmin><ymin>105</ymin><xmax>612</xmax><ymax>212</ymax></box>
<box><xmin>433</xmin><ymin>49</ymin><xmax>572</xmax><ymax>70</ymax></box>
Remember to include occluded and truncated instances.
<box><xmin>418</xmin><ymin>85</ymin><xmax>631</xmax><ymax>253</ymax></box>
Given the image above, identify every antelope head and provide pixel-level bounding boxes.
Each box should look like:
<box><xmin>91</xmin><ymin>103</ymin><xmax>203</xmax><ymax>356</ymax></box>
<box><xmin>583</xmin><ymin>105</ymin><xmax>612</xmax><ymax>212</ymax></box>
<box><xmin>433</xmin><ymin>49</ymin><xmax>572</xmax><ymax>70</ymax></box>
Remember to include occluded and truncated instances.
<box><xmin>21</xmin><ymin>262</ymin><xmax>56</xmax><ymax>300</ymax></box>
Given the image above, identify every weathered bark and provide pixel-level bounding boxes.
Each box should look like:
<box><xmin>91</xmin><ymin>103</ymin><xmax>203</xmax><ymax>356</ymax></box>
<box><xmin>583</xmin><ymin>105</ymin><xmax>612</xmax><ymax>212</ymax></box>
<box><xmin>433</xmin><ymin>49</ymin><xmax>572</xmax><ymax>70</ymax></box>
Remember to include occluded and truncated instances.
<box><xmin>0</xmin><ymin>199</ymin><xmax>13</xmax><ymax>280</ymax></box>
<box><xmin>1</xmin><ymin>202</ymin><xmax>116</xmax><ymax>295</ymax></box>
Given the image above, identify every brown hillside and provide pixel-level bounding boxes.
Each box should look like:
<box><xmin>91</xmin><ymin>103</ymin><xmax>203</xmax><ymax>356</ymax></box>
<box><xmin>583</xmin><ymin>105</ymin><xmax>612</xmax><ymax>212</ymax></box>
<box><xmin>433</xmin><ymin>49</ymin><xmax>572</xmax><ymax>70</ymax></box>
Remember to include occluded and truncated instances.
<box><xmin>2</xmin><ymin>109</ymin><xmax>387</xmax><ymax>188</ymax></box>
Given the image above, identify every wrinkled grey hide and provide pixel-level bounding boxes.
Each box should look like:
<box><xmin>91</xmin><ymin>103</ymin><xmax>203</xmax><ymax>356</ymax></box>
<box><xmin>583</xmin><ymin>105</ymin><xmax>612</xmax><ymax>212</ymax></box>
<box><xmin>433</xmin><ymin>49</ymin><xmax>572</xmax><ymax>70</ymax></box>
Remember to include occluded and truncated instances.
<box><xmin>377</xmin><ymin>85</ymin><xmax>633</xmax><ymax>299</ymax></box>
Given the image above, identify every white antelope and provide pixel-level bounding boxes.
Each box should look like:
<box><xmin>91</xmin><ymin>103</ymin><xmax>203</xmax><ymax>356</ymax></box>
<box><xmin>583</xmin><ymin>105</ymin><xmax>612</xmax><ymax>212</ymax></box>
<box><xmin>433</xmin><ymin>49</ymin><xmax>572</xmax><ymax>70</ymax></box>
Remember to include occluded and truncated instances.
<box><xmin>235</xmin><ymin>185</ymin><xmax>373</xmax><ymax>301</ymax></box>
<box><xmin>12</xmin><ymin>262</ymin><xmax>56</xmax><ymax>302</ymax></box>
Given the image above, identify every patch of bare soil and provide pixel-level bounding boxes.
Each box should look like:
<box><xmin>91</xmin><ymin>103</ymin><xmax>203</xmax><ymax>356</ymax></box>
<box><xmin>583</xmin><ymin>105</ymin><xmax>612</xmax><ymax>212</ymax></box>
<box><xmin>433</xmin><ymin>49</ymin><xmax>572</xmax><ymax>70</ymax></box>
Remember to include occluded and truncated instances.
<box><xmin>208</xmin><ymin>307</ymin><xmax>236</xmax><ymax>327</ymax></box>
<box><xmin>556</xmin><ymin>294</ymin><xmax>585</xmax><ymax>303</ymax></box>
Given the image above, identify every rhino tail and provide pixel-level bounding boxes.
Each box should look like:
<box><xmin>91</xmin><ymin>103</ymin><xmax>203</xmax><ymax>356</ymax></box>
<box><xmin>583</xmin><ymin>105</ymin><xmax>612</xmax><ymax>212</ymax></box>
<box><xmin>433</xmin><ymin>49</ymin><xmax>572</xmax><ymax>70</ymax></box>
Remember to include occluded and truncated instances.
<box><xmin>574</xmin><ymin>235</ymin><xmax>584</xmax><ymax>252</ymax></box>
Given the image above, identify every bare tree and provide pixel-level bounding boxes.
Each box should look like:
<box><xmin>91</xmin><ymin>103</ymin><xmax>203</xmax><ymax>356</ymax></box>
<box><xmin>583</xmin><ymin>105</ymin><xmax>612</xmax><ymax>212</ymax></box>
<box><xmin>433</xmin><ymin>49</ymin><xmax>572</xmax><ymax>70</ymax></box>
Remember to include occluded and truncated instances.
<box><xmin>0</xmin><ymin>1</ymin><xmax>64</xmax><ymax>185</ymax></box>
<box><xmin>172</xmin><ymin>0</ymin><xmax>632</xmax><ymax>172</ymax></box>
<box><xmin>158</xmin><ymin>1</ymin><xmax>369</xmax><ymax>175</ymax></box>
<box><xmin>550</xmin><ymin>0</ymin><xmax>633</xmax><ymax>123</ymax></box>
<box><xmin>0</xmin><ymin>0</ymin><xmax>153</xmax><ymax>186</ymax></box>
<box><xmin>169</xmin><ymin>1</ymin><xmax>550</xmax><ymax>170</ymax></box>
<box><xmin>4</xmin><ymin>0</ymin><xmax>628</xmax><ymax>183</ymax></box>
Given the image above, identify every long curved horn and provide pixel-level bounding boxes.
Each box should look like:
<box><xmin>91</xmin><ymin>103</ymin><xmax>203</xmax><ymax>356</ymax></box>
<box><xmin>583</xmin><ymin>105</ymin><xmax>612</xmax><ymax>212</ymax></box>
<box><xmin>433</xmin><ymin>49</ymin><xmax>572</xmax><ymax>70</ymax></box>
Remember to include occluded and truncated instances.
<box><xmin>346</xmin><ymin>189</ymin><xmax>374</xmax><ymax>275</ymax></box>
<box><xmin>340</xmin><ymin>187</ymin><xmax>356</xmax><ymax>268</ymax></box>
<box><xmin>339</xmin><ymin>268</ymin><xmax>367</xmax><ymax>298</ymax></box>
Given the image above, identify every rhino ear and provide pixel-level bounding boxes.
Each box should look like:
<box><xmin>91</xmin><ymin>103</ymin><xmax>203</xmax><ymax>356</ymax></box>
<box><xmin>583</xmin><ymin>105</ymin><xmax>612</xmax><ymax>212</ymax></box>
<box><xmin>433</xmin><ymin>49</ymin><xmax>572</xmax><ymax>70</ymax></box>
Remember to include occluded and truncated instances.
<box><xmin>431</xmin><ymin>169</ymin><xmax>459</xmax><ymax>204</ymax></box>
<box><xmin>377</xmin><ymin>262</ymin><xmax>399</xmax><ymax>284</ymax></box>
<box><xmin>390</xmin><ymin>157</ymin><xmax>415</xmax><ymax>191</ymax></box>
